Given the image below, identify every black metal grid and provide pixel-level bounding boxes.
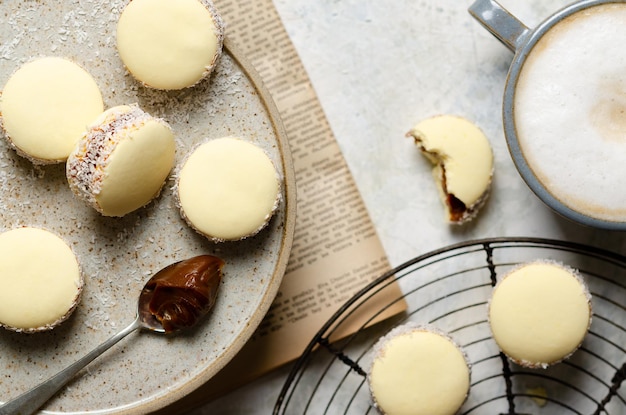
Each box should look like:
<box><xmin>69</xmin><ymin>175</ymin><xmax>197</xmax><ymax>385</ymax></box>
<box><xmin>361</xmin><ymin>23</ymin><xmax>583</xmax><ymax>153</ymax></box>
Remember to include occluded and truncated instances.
<box><xmin>274</xmin><ymin>237</ymin><xmax>626</xmax><ymax>414</ymax></box>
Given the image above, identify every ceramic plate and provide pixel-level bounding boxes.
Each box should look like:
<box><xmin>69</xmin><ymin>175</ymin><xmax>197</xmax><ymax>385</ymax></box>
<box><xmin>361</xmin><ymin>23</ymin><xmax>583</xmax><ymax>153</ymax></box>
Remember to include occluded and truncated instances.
<box><xmin>0</xmin><ymin>1</ymin><xmax>296</xmax><ymax>413</ymax></box>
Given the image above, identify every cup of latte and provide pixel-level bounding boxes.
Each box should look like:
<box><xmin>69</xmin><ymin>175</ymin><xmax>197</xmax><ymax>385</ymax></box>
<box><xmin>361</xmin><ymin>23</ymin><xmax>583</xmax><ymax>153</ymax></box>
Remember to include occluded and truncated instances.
<box><xmin>470</xmin><ymin>0</ymin><xmax>626</xmax><ymax>230</ymax></box>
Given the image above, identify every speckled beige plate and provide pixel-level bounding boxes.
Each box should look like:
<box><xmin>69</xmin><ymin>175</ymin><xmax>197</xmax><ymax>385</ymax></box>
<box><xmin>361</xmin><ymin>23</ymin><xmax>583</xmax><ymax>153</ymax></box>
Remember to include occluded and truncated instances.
<box><xmin>0</xmin><ymin>1</ymin><xmax>296</xmax><ymax>414</ymax></box>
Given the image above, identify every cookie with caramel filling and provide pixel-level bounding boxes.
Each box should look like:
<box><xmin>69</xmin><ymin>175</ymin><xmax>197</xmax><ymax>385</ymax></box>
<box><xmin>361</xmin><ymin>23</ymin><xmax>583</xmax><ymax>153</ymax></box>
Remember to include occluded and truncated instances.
<box><xmin>407</xmin><ymin>115</ymin><xmax>493</xmax><ymax>224</ymax></box>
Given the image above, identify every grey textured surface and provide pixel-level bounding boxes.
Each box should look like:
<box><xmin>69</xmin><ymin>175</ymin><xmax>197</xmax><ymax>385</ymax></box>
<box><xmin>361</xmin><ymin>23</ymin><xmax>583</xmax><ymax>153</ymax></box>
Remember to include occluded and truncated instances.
<box><xmin>0</xmin><ymin>1</ymin><xmax>292</xmax><ymax>413</ymax></box>
<box><xmin>192</xmin><ymin>0</ymin><xmax>626</xmax><ymax>413</ymax></box>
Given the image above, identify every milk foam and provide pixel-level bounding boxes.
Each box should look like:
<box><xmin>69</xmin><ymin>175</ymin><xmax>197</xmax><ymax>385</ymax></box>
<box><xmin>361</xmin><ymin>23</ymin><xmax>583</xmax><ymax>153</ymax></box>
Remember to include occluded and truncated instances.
<box><xmin>514</xmin><ymin>3</ymin><xmax>626</xmax><ymax>221</ymax></box>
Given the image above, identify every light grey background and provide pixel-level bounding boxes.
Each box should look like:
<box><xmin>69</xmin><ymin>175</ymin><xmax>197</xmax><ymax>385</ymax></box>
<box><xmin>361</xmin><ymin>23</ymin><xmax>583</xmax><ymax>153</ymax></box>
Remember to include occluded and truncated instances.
<box><xmin>190</xmin><ymin>0</ymin><xmax>626</xmax><ymax>413</ymax></box>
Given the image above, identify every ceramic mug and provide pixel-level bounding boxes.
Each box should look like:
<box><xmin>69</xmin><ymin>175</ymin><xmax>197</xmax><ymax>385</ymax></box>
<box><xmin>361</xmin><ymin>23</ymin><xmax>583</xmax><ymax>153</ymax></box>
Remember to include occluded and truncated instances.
<box><xmin>470</xmin><ymin>0</ymin><xmax>626</xmax><ymax>230</ymax></box>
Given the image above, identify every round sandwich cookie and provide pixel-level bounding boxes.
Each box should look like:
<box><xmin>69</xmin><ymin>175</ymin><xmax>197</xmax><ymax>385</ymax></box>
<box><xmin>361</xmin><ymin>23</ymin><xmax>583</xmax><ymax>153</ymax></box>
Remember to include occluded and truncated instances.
<box><xmin>176</xmin><ymin>136</ymin><xmax>281</xmax><ymax>242</ymax></box>
<box><xmin>488</xmin><ymin>260</ymin><xmax>592</xmax><ymax>368</ymax></box>
<box><xmin>116</xmin><ymin>0</ymin><xmax>225</xmax><ymax>90</ymax></box>
<box><xmin>0</xmin><ymin>56</ymin><xmax>104</xmax><ymax>164</ymax></box>
<box><xmin>0</xmin><ymin>227</ymin><xmax>83</xmax><ymax>333</ymax></box>
<box><xmin>407</xmin><ymin>114</ymin><xmax>493</xmax><ymax>224</ymax></box>
<box><xmin>66</xmin><ymin>104</ymin><xmax>176</xmax><ymax>217</ymax></box>
<box><xmin>368</xmin><ymin>323</ymin><xmax>471</xmax><ymax>415</ymax></box>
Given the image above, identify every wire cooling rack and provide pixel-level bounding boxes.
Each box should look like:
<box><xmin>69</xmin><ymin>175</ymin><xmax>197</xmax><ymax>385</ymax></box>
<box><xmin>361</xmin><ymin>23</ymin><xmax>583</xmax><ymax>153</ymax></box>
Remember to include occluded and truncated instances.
<box><xmin>274</xmin><ymin>237</ymin><xmax>626</xmax><ymax>414</ymax></box>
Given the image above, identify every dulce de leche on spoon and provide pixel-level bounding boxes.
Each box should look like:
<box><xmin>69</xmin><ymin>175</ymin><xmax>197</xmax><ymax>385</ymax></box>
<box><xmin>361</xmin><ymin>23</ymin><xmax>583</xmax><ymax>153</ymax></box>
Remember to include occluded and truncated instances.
<box><xmin>140</xmin><ymin>255</ymin><xmax>224</xmax><ymax>333</ymax></box>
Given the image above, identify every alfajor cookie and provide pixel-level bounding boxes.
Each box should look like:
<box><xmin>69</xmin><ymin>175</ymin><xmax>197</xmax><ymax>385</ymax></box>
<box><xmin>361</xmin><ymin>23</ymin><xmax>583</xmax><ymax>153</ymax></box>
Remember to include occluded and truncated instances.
<box><xmin>407</xmin><ymin>115</ymin><xmax>493</xmax><ymax>224</ymax></box>
<box><xmin>368</xmin><ymin>323</ymin><xmax>471</xmax><ymax>415</ymax></box>
<box><xmin>488</xmin><ymin>260</ymin><xmax>592</xmax><ymax>368</ymax></box>
<box><xmin>0</xmin><ymin>227</ymin><xmax>83</xmax><ymax>333</ymax></box>
<box><xmin>116</xmin><ymin>0</ymin><xmax>225</xmax><ymax>90</ymax></box>
<box><xmin>0</xmin><ymin>57</ymin><xmax>104</xmax><ymax>164</ymax></box>
<box><xmin>66</xmin><ymin>104</ymin><xmax>176</xmax><ymax>217</ymax></box>
<box><xmin>176</xmin><ymin>136</ymin><xmax>281</xmax><ymax>242</ymax></box>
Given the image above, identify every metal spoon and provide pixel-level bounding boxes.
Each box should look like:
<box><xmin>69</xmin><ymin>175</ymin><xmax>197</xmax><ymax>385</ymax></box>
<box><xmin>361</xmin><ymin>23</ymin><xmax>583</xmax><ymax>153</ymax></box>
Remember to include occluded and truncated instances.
<box><xmin>0</xmin><ymin>255</ymin><xmax>224</xmax><ymax>415</ymax></box>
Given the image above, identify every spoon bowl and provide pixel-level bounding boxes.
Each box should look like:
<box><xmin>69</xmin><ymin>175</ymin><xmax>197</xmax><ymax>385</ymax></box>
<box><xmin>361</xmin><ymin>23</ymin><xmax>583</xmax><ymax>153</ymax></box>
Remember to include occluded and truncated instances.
<box><xmin>0</xmin><ymin>255</ymin><xmax>224</xmax><ymax>415</ymax></box>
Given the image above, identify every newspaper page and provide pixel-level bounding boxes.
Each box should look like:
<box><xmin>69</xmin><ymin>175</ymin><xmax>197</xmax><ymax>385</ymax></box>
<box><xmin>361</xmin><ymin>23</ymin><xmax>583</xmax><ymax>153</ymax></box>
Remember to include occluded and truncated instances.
<box><xmin>167</xmin><ymin>0</ymin><xmax>408</xmax><ymax>408</ymax></box>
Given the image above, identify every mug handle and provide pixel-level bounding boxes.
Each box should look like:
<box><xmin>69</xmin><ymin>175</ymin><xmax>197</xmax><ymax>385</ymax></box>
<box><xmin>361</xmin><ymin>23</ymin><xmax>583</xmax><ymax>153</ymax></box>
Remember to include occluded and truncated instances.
<box><xmin>468</xmin><ymin>0</ymin><xmax>529</xmax><ymax>52</ymax></box>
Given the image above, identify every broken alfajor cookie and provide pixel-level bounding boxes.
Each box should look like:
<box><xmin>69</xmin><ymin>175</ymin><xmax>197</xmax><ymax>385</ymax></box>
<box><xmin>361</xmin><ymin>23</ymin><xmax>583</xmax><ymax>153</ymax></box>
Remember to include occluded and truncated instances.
<box><xmin>407</xmin><ymin>114</ymin><xmax>494</xmax><ymax>224</ymax></box>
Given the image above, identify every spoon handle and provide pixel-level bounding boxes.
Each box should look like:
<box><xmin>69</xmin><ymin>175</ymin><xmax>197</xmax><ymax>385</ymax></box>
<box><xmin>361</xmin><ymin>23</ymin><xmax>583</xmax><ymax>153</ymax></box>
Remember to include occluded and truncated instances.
<box><xmin>0</xmin><ymin>317</ymin><xmax>142</xmax><ymax>415</ymax></box>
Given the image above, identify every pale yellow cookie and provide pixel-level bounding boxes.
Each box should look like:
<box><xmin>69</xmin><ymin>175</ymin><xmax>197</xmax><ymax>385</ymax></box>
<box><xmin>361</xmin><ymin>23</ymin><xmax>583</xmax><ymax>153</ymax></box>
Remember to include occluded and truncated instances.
<box><xmin>116</xmin><ymin>0</ymin><xmax>225</xmax><ymax>90</ymax></box>
<box><xmin>407</xmin><ymin>115</ymin><xmax>493</xmax><ymax>224</ymax></box>
<box><xmin>0</xmin><ymin>227</ymin><xmax>82</xmax><ymax>333</ymax></box>
<box><xmin>176</xmin><ymin>137</ymin><xmax>281</xmax><ymax>242</ymax></box>
<box><xmin>368</xmin><ymin>324</ymin><xmax>470</xmax><ymax>415</ymax></box>
<box><xmin>489</xmin><ymin>260</ymin><xmax>592</xmax><ymax>368</ymax></box>
<box><xmin>0</xmin><ymin>57</ymin><xmax>104</xmax><ymax>164</ymax></box>
<box><xmin>66</xmin><ymin>104</ymin><xmax>176</xmax><ymax>217</ymax></box>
